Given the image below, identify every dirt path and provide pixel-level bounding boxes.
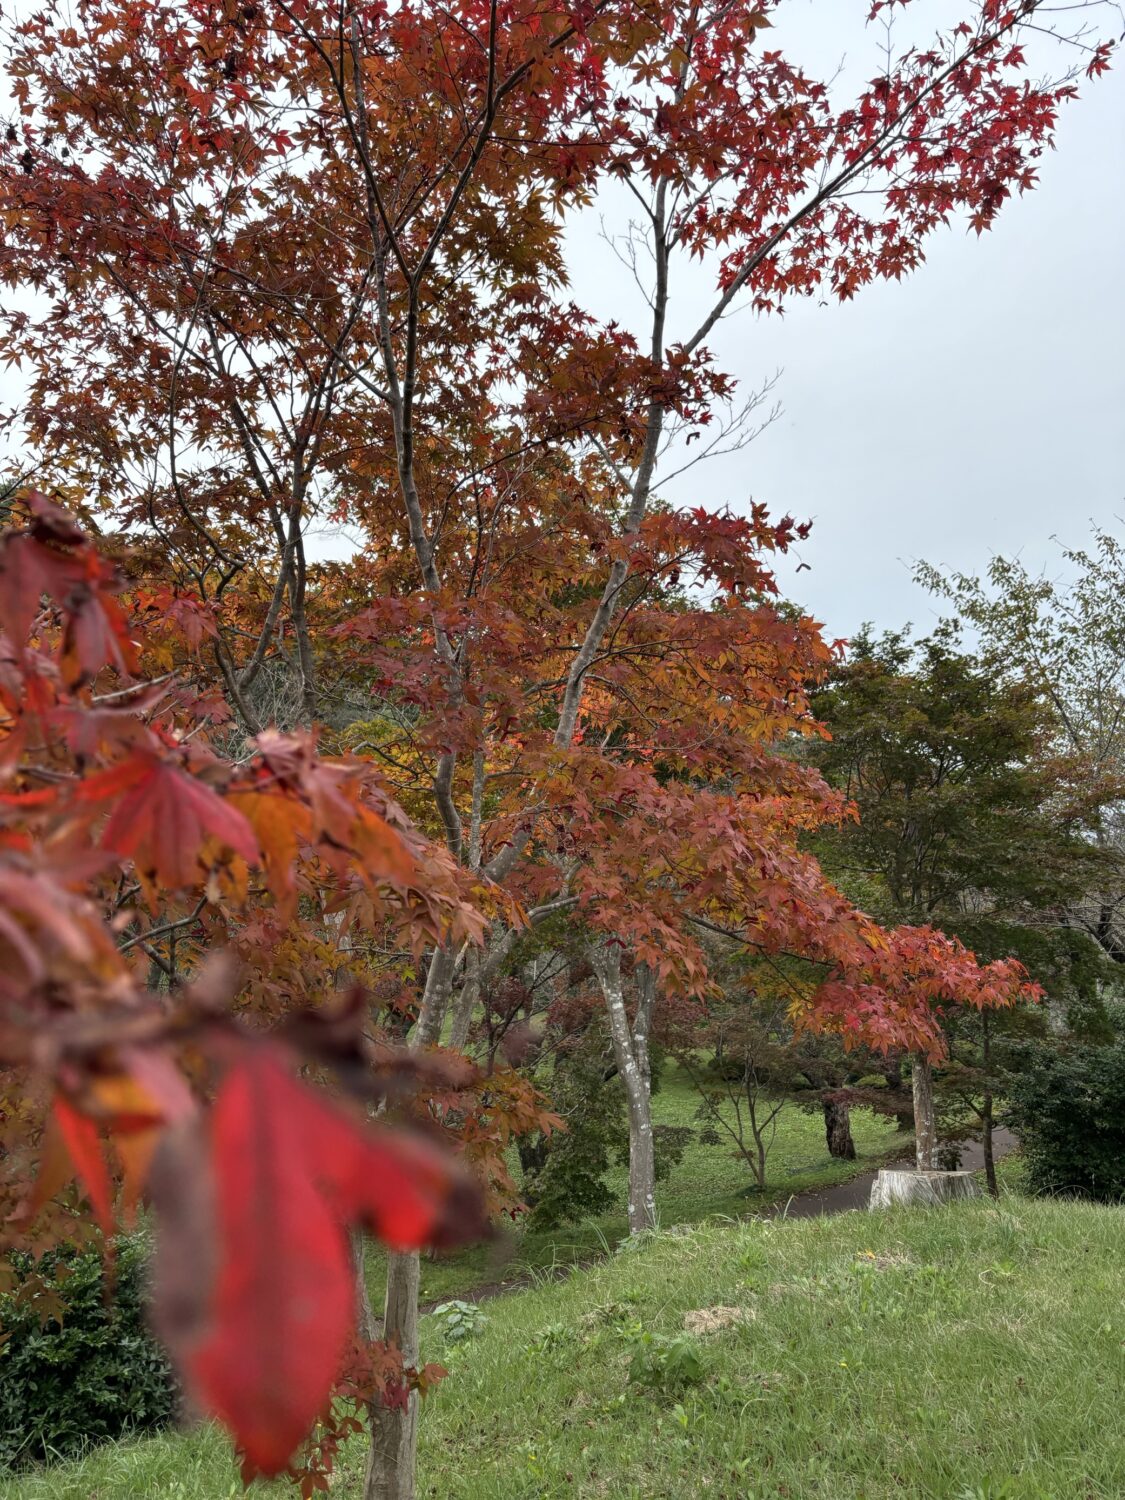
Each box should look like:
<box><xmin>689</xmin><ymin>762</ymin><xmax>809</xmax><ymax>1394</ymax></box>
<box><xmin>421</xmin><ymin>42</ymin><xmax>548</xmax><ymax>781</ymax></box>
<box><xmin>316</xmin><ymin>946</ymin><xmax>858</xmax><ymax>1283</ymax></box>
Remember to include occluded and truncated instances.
<box><xmin>419</xmin><ymin>1130</ymin><xmax>1019</xmax><ymax>1315</ymax></box>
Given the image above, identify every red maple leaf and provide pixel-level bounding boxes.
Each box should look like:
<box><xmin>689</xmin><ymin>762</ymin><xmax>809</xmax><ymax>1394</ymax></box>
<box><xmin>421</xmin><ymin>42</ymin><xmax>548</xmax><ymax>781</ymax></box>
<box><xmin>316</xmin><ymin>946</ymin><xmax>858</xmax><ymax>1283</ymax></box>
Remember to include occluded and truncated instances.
<box><xmin>185</xmin><ymin>1050</ymin><xmax>484</xmax><ymax>1474</ymax></box>
<box><xmin>93</xmin><ymin>754</ymin><xmax>259</xmax><ymax>889</ymax></box>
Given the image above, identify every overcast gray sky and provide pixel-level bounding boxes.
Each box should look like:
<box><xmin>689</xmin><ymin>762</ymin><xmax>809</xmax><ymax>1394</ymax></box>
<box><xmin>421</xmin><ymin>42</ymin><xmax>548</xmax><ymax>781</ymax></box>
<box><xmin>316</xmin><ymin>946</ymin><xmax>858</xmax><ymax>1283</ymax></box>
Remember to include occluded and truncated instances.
<box><xmin>567</xmin><ymin>2</ymin><xmax>1125</xmax><ymax>642</ymax></box>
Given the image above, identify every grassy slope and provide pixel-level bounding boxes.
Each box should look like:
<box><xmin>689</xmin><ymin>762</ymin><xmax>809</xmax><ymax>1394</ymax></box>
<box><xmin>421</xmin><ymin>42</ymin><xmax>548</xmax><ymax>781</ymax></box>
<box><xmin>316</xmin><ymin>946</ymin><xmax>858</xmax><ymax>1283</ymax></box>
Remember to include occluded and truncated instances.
<box><xmin>366</xmin><ymin>1067</ymin><xmax>904</xmax><ymax>1306</ymax></box>
<box><xmin>7</xmin><ymin>1193</ymin><xmax>1123</xmax><ymax>1499</ymax></box>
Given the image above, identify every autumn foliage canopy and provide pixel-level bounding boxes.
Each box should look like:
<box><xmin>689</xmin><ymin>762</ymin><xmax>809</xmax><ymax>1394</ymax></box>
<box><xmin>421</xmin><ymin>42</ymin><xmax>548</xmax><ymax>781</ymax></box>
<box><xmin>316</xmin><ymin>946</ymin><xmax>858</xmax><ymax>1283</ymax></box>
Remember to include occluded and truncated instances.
<box><xmin>0</xmin><ymin>0</ymin><xmax>1110</xmax><ymax>1484</ymax></box>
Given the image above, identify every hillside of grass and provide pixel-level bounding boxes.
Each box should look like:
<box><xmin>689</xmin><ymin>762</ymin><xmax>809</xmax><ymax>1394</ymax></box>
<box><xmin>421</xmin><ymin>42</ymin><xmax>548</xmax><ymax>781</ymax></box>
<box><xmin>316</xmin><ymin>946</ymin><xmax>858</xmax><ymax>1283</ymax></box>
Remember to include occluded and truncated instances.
<box><xmin>8</xmin><ymin>1192</ymin><xmax>1122</xmax><ymax>1499</ymax></box>
<box><xmin>365</xmin><ymin>1065</ymin><xmax>904</xmax><ymax>1306</ymax></box>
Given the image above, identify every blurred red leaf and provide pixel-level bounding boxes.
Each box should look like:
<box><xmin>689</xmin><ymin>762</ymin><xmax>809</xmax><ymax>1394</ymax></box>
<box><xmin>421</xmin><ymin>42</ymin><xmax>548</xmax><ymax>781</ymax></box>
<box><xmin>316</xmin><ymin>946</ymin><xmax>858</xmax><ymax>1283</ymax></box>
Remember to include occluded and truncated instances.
<box><xmin>187</xmin><ymin>1052</ymin><xmax>355</xmax><ymax>1476</ymax></box>
<box><xmin>51</xmin><ymin>1095</ymin><xmax>113</xmax><ymax>1234</ymax></box>
<box><xmin>184</xmin><ymin>1048</ymin><xmax>483</xmax><ymax>1475</ymax></box>
<box><xmin>0</xmin><ymin>494</ymin><xmax>137</xmax><ymax>684</ymax></box>
<box><xmin>281</xmin><ymin>1075</ymin><xmax>488</xmax><ymax>1253</ymax></box>
<box><xmin>61</xmin><ymin>580</ymin><xmax>137</xmax><ymax>687</ymax></box>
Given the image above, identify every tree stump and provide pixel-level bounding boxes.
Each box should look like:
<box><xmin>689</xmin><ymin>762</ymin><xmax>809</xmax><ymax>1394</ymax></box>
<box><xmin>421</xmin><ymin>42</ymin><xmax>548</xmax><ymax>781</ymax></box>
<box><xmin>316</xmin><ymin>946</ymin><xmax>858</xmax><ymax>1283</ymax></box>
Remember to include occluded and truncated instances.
<box><xmin>868</xmin><ymin>1169</ymin><xmax>981</xmax><ymax>1210</ymax></box>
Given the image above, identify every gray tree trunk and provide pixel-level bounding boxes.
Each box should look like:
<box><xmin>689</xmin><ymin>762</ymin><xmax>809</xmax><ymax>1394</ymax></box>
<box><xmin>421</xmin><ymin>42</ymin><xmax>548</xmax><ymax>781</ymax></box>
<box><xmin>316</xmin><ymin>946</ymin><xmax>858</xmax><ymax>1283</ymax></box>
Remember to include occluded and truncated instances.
<box><xmin>980</xmin><ymin>1012</ymin><xmax>999</xmax><ymax>1197</ymax></box>
<box><xmin>366</xmin><ymin>948</ymin><xmax>455</xmax><ymax>1500</ymax></box>
<box><xmin>982</xmin><ymin>1092</ymin><xmax>998</xmax><ymax>1198</ymax></box>
<box><xmin>624</xmin><ymin>1073</ymin><xmax>656</xmax><ymax>1235</ymax></box>
<box><xmin>912</xmin><ymin>1053</ymin><xmax>937</xmax><ymax>1170</ymax></box>
<box><xmin>365</xmin><ymin>1250</ymin><xmax>420</xmax><ymax>1500</ymax></box>
<box><xmin>447</xmin><ymin>945</ymin><xmax>480</xmax><ymax>1053</ymax></box>
<box><xmin>592</xmin><ymin>946</ymin><xmax>657</xmax><ymax>1234</ymax></box>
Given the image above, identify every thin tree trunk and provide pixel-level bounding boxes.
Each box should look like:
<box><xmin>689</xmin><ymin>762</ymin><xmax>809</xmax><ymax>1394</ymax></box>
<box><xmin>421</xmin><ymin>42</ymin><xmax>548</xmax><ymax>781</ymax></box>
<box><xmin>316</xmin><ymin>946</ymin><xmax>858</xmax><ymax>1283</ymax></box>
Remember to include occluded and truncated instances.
<box><xmin>448</xmin><ymin>946</ymin><xmax>481</xmax><ymax>1053</ymax></box>
<box><xmin>412</xmin><ymin>943</ymin><xmax>458</xmax><ymax>1047</ymax></box>
<box><xmin>912</xmin><ymin>1053</ymin><xmax>937</xmax><ymax>1171</ymax></box>
<box><xmin>447</xmin><ymin>752</ymin><xmax>486</xmax><ymax>1052</ymax></box>
<box><xmin>287</xmin><ymin>518</ymin><xmax>318</xmax><ymax>726</ymax></box>
<box><xmin>592</xmin><ymin>947</ymin><xmax>657</xmax><ymax>1234</ymax></box>
<box><xmin>744</xmin><ymin>1087</ymin><xmax>767</xmax><ymax>1190</ymax></box>
<box><xmin>352</xmin><ymin>1233</ymin><xmax>378</xmax><ymax>1343</ymax></box>
<box><xmin>624</xmin><ymin>1077</ymin><xmax>656</xmax><ymax>1235</ymax></box>
<box><xmin>982</xmin><ymin>1091</ymin><xmax>998</xmax><ymax>1197</ymax></box>
<box><xmin>627</xmin><ymin>964</ymin><xmax>657</xmax><ymax>1232</ymax></box>
<box><xmin>980</xmin><ymin>1010</ymin><xmax>998</xmax><ymax>1196</ymax></box>
<box><xmin>365</xmin><ymin>1250</ymin><xmax>420</xmax><ymax>1500</ymax></box>
<box><xmin>366</xmin><ymin>949</ymin><xmax>456</xmax><ymax>1500</ymax></box>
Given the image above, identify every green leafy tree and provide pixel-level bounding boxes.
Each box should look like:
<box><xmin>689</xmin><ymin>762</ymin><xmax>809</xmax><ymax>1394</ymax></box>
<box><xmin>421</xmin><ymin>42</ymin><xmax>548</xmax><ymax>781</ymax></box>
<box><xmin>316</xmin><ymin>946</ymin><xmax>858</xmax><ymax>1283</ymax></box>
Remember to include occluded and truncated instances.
<box><xmin>810</xmin><ymin>624</ymin><xmax>1115</xmax><ymax>1187</ymax></box>
<box><xmin>517</xmin><ymin>1001</ymin><xmax>630</xmax><ymax>1229</ymax></box>
<box><xmin>1007</xmin><ymin>1006</ymin><xmax>1125</xmax><ymax>1202</ymax></box>
<box><xmin>811</xmin><ymin>624</ymin><xmax>1104</xmax><ymax>923</ymax></box>
<box><xmin>918</xmin><ymin>529</ymin><xmax>1125</xmax><ymax>962</ymax></box>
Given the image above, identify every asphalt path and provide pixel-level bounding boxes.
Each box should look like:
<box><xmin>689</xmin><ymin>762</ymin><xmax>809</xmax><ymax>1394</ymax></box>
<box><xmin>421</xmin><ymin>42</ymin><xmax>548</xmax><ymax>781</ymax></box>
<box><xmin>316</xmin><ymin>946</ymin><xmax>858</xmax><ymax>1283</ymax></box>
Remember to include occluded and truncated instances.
<box><xmin>763</xmin><ymin>1127</ymin><xmax>1018</xmax><ymax>1220</ymax></box>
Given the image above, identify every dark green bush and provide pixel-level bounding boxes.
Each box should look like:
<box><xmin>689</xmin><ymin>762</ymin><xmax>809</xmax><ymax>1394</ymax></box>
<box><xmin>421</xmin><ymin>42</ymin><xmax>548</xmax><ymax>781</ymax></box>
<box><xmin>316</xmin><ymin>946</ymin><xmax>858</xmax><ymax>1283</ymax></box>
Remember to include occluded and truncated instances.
<box><xmin>0</xmin><ymin>1235</ymin><xmax>177</xmax><ymax>1469</ymax></box>
<box><xmin>1007</xmin><ymin>1035</ymin><xmax>1125</xmax><ymax>1203</ymax></box>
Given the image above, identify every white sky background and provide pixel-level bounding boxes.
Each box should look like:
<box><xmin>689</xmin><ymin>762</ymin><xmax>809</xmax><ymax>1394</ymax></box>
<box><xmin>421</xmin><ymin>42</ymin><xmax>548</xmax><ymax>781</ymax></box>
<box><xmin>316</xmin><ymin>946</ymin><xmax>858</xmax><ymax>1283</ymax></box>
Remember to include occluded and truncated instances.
<box><xmin>564</xmin><ymin>1</ymin><xmax>1125</xmax><ymax>641</ymax></box>
<box><xmin>1</xmin><ymin>2</ymin><xmax>1122</xmax><ymax>644</ymax></box>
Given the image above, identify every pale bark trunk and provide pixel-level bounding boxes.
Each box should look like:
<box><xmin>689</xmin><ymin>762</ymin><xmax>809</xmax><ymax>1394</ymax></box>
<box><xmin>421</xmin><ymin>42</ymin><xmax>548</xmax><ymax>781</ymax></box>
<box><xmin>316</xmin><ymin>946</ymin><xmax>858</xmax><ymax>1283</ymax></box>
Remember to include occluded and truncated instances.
<box><xmin>447</xmin><ymin>753</ymin><xmax>486</xmax><ymax>1053</ymax></box>
<box><xmin>912</xmin><ymin>1054</ymin><xmax>937</xmax><ymax>1171</ymax></box>
<box><xmin>626</xmin><ymin>1092</ymin><xmax>656</xmax><ymax>1234</ymax></box>
<box><xmin>593</xmin><ymin>947</ymin><xmax>657</xmax><ymax>1234</ymax></box>
<box><xmin>448</xmin><ymin>946</ymin><xmax>481</xmax><ymax>1053</ymax></box>
<box><xmin>980</xmin><ymin>1012</ymin><xmax>998</xmax><ymax>1197</ymax></box>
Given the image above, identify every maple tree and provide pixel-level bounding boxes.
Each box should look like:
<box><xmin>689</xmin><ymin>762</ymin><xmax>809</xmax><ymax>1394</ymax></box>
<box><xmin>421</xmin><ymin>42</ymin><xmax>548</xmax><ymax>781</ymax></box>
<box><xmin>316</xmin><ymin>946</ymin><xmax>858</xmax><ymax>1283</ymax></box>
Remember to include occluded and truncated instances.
<box><xmin>0</xmin><ymin>0</ymin><xmax>1115</xmax><ymax>1494</ymax></box>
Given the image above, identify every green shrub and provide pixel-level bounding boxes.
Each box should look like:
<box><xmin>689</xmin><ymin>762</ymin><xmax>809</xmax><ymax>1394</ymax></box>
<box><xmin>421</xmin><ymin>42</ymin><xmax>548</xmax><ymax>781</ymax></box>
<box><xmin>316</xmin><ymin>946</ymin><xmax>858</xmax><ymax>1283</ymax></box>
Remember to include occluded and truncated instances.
<box><xmin>520</xmin><ymin>1033</ymin><xmax>629</xmax><ymax>1230</ymax></box>
<box><xmin>431</xmin><ymin>1299</ymin><xmax>488</xmax><ymax>1344</ymax></box>
<box><xmin>1007</xmin><ymin>1036</ymin><xmax>1125</xmax><ymax>1202</ymax></box>
<box><xmin>0</xmin><ymin>1236</ymin><xmax>177</xmax><ymax>1470</ymax></box>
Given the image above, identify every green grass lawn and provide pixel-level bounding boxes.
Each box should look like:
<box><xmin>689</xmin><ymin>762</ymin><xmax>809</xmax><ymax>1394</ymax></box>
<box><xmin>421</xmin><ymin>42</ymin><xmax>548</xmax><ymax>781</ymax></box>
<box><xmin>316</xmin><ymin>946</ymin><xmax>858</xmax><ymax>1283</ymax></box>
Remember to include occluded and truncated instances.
<box><xmin>7</xmin><ymin>1192</ymin><xmax>1122</xmax><ymax>1499</ymax></box>
<box><xmin>365</xmin><ymin>1066</ymin><xmax>905</xmax><ymax>1307</ymax></box>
